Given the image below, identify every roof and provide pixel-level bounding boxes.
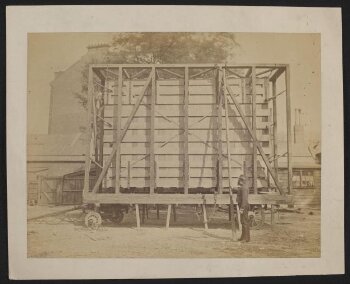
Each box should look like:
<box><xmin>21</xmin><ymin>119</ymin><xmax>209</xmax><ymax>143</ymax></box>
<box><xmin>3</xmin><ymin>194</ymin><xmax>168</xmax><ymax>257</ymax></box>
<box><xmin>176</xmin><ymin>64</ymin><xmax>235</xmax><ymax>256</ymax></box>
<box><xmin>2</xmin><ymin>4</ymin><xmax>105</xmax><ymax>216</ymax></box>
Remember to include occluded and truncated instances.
<box><xmin>277</xmin><ymin>141</ymin><xmax>321</xmax><ymax>169</ymax></box>
<box><xmin>27</xmin><ymin>133</ymin><xmax>87</xmax><ymax>162</ymax></box>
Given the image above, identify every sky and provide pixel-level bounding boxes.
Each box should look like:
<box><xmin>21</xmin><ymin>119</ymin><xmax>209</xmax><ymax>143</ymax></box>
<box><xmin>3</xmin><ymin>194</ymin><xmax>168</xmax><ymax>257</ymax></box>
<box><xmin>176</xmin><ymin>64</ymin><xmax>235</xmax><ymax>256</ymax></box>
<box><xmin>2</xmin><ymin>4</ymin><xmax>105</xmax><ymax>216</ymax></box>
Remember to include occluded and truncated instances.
<box><xmin>28</xmin><ymin>33</ymin><xmax>320</xmax><ymax>142</ymax></box>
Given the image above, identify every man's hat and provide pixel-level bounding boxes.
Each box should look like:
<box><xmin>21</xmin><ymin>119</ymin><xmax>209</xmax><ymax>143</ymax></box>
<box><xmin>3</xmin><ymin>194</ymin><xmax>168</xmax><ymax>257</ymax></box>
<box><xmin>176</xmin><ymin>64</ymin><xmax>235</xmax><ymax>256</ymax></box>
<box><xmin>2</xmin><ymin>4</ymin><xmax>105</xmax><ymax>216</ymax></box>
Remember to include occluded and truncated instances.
<box><xmin>238</xmin><ymin>174</ymin><xmax>246</xmax><ymax>181</ymax></box>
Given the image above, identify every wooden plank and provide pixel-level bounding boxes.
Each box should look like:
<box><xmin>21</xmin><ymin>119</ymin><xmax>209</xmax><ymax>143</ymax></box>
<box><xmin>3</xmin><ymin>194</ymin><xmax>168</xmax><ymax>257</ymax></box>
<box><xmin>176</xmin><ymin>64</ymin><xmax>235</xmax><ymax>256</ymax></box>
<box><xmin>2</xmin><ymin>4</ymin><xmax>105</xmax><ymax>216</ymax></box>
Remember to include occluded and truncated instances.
<box><xmin>160</xmin><ymin>68</ymin><xmax>184</xmax><ymax>78</ymax></box>
<box><xmin>272</xmin><ymin>80</ymin><xmax>279</xmax><ymax>180</ymax></box>
<box><xmin>285</xmin><ymin>66</ymin><xmax>293</xmax><ymax>194</ymax></box>
<box><xmin>92</xmin><ymin>64</ymin><xmax>288</xmax><ymax>69</ymax></box>
<box><xmin>91</xmin><ymin>71</ymin><xmax>153</xmax><ymax>193</ymax></box>
<box><xmin>135</xmin><ymin>204</ymin><xmax>140</xmax><ymax>229</ymax></box>
<box><xmin>223</xmin><ymin>69</ymin><xmax>233</xmax><ymax>194</ymax></box>
<box><xmin>166</xmin><ymin>204</ymin><xmax>172</xmax><ymax>229</ymax></box>
<box><xmin>83</xmin><ymin>66</ymin><xmax>93</xmax><ymax>196</ymax></box>
<box><xmin>252</xmin><ymin>67</ymin><xmax>258</xmax><ymax>194</ymax></box>
<box><xmin>202</xmin><ymin>204</ymin><xmax>208</xmax><ymax>230</ymax></box>
<box><xmin>84</xmin><ymin>193</ymin><xmax>293</xmax><ymax>205</ymax></box>
<box><xmin>184</xmin><ymin>67</ymin><xmax>189</xmax><ymax>194</ymax></box>
<box><xmin>223</xmin><ymin>68</ymin><xmax>237</xmax><ymax>240</ymax></box>
<box><xmin>150</xmin><ymin>67</ymin><xmax>156</xmax><ymax>194</ymax></box>
<box><xmin>269</xmin><ymin>67</ymin><xmax>285</xmax><ymax>82</ymax></box>
<box><xmin>217</xmin><ymin>69</ymin><xmax>223</xmax><ymax>194</ymax></box>
<box><xmin>127</xmin><ymin>161</ymin><xmax>131</xmax><ymax>189</ymax></box>
<box><xmin>113</xmin><ymin>67</ymin><xmax>122</xmax><ymax>193</ymax></box>
<box><xmin>225</xmin><ymin>78</ymin><xmax>285</xmax><ymax>195</ymax></box>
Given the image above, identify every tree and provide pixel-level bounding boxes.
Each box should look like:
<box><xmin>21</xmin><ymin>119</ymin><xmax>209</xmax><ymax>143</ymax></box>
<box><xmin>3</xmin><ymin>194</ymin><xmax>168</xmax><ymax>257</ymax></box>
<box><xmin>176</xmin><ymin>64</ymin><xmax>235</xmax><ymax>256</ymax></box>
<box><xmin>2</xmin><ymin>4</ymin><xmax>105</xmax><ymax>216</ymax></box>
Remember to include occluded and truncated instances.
<box><xmin>76</xmin><ymin>33</ymin><xmax>239</xmax><ymax>108</ymax></box>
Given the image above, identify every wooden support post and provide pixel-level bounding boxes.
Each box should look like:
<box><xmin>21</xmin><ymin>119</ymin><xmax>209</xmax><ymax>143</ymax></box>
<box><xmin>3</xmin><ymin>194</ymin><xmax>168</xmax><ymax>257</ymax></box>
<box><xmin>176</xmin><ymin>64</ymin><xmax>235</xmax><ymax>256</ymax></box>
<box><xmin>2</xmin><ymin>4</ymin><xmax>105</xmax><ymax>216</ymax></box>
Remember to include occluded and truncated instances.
<box><xmin>113</xmin><ymin>67</ymin><xmax>123</xmax><ymax>193</ymax></box>
<box><xmin>271</xmin><ymin>204</ymin><xmax>275</xmax><ymax>226</ymax></box>
<box><xmin>97</xmin><ymin>79</ymin><xmax>106</xmax><ymax>192</ymax></box>
<box><xmin>150</xmin><ymin>67</ymin><xmax>156</xmax><ymax>194</ymax></box>
<box><xmin>285</xmin><ymin>66</ymin><xmax>293</xmax><ymax>195</ymax></box>
<box><xmin>252</xmin><ymin>67</ymin><xmax>258</xmax><ymax>194</ymax></box>
<box><xmin>135</xmin><ymin>204</ymin><xmax>140</xmax><ymax>229</ymax></box>
<box><xmin>127</xmin><ymin>161</ymin><xmax>131</xmax><ymax>189</ymax></box>
<box><xmin>216</xmin><ymin>68</ymin><xmax>223</xmax><ymax>194</ymax></box>
<box><xmin>202</xmin><ymin>204</ymin><xmax>208</xmax><ymax>230</ymax></box>
<box><xmin>236</xmin><ymin>204</ymin><xmax>242</xmax><ymax>232</ymax></box>
<box><xmin>83</xmin><ymin>66</ymin><xmax>93</xmax><ymax>196</ymax></box>
<box><xmin>184</xmin><ymin>67</ymin><xmax>189</xmax><ymax>194</ymax></box>
<box><xmin>228</xmin><ymin>204</ymin><xmax>231</xmax><ymax>221</ymax></box>
<box><xmin>272</xmin><ymin>79</ymin><xmax>279</xmax><ymax>182</ymax></box>
<box><xmin>166</xmin><ymin>204</ymin><xmax>172</xmax><ymax>229</ymax></box>
<box><xmin>91</xmin><ymin>71</ymin><xmax>153</xmax><ymax>193</ymax></box>
<box><xmin>223</xmin><ymin>68</ymin><xmax>237</xmax><ymax>240</ymax></box>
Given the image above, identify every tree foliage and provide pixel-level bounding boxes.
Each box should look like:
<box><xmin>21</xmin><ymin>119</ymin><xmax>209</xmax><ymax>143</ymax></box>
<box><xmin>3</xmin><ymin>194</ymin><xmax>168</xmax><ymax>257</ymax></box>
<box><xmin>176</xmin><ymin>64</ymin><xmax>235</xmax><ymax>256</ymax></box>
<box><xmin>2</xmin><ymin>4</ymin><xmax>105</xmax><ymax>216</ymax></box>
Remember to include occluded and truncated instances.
<box><xmin>76</xmin><ymin>33</ymin><xmax>239</xmax><ymax>109</ymax></box>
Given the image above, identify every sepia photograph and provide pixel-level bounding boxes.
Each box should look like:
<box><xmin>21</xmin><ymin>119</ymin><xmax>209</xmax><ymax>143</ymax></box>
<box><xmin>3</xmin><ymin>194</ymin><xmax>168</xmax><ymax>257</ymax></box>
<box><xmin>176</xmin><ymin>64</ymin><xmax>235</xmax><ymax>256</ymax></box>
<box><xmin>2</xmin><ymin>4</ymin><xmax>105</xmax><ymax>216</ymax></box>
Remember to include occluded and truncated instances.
<box><xmin>27</xmin><ymin>32</ymin><xmax>321</xmax><ymax>258</ymax></box>
<box><xmin>6</xmin><ymin>5</ymin><xmax>343</xmax><ymax>279</ymax></box>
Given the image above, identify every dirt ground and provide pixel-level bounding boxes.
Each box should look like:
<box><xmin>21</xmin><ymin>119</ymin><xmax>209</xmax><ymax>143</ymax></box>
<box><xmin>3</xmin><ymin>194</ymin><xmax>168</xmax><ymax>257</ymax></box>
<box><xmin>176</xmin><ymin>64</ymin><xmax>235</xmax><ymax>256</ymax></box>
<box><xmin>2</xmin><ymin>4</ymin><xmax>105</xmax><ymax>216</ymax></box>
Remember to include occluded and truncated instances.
<box><xmin>27</xmin><ymin>205</ymin><xmax>320</xmax><ymax>258</ymax></box>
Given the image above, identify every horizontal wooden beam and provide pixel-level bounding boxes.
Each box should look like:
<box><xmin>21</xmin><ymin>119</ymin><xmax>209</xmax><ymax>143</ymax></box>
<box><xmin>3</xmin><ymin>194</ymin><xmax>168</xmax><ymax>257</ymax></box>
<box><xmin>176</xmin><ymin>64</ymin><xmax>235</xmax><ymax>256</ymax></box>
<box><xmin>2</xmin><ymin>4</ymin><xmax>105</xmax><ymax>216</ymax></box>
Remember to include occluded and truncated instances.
<box><xmin>269</xmin><ymin>67</ymin><xmax>286</xmax><ymax>82</ymax></box>
<box><xmin>92</xmin><ymin>64</ymin><xmax>288</xmax><ymax>69</ymax></box>
<box><xmin>84</xmin><ymin>193</ymin><xmax>293</xmax><ymax>205</ymax></box>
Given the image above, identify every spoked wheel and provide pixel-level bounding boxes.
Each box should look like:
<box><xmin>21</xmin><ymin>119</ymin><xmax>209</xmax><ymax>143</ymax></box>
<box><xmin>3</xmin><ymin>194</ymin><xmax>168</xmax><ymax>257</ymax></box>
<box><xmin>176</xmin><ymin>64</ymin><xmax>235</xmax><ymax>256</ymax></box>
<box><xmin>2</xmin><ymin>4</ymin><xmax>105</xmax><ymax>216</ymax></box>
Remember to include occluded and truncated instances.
<box><xmin>85</xmin><ymin>211</ymin><xmax>102</xmax><ymax>229</ymax></box>
<box><xmin>249</xmin><ymin>205</ymin><xmax>265</xmax><ymax>229</ymax></box>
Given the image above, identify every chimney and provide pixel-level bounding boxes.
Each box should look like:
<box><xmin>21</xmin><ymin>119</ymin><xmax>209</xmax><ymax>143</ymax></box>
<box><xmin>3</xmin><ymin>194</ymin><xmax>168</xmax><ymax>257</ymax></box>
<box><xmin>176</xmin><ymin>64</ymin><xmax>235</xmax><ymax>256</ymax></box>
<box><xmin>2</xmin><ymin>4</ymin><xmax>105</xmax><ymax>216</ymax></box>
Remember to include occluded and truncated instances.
<box><xmin>294</xmin><ymin>108</ymin><xmax>305</xmax><ymax>143</ymax></box>
<box><xmin>86</xmin><ymin>42</ymin><xmax>110</xmax><ymax>53</ymax></box>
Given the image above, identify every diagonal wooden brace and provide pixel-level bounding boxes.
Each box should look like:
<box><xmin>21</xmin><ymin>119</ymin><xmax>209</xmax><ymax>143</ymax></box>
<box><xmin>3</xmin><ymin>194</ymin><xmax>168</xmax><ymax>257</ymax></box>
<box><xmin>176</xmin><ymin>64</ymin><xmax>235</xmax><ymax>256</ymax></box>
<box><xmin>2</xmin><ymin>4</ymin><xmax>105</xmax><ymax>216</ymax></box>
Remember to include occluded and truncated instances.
<box><xmin>225</xmin><ymin>81</ymin><xmax>286</xmax><ymax>195</ymax></box>
<box><xmin>91</xmin><ymin>70</ymin><xmax>154</xmax><ymax>193</ymax></box>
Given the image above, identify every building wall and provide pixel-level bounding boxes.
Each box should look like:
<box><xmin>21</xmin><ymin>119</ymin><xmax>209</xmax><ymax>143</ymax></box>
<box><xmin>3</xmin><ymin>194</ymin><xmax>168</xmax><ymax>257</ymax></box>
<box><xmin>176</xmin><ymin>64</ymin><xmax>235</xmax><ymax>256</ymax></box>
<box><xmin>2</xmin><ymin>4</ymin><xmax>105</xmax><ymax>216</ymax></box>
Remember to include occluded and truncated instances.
<box><xmin>27</xmin><ymin>161</ymin><xmax>85</xmax><ymax>204</ymax></box>
<box><xmin>49</xmin><ymin>46</ymin><xmax>110</xmax><ymax>134</ymax></box>
<box><xmin>278</xmin><ymin>167</ymin><xmax>321</xmax><ymax>208</ymax></box>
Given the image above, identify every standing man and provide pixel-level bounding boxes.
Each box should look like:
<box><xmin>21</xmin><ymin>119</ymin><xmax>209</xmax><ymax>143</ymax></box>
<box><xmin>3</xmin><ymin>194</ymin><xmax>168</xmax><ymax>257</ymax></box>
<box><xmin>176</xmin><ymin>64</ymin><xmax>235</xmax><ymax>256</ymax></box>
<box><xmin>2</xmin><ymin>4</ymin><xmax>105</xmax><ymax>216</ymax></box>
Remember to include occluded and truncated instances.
<box><xmin>237</xmin><ymin>174</ymin><xmax>250</xmax><ymax>242</ymax></box>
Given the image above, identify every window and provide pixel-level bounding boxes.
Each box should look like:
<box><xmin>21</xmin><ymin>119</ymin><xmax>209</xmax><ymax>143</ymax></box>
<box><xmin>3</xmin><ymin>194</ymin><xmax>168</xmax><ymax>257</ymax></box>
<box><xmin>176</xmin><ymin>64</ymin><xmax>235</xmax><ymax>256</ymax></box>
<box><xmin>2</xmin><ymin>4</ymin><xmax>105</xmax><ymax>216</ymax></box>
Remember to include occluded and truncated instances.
<box><xmin>292</xmin><ymin>169</ymin><xmax>315</xmax><ymax>188</ymax></box>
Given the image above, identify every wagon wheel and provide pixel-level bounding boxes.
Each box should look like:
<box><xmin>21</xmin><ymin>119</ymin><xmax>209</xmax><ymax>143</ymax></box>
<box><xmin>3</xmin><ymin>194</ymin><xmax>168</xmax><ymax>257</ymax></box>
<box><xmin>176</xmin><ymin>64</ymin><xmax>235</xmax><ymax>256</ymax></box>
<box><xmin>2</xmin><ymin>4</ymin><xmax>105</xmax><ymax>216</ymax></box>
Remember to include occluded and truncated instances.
<box><xmin>249</xmin><ymin>205</ymin><xmax>265</xmax><ymax>229</ymax></box>
<box><xmin>85</xmin><ymin>211</ymin><xmax>102</xmax><ymax>229</ymax></box>
<box><xmin>111</xmin><ymin>209</ymin><xmax>124</xmax><ymax>224</ymax></box>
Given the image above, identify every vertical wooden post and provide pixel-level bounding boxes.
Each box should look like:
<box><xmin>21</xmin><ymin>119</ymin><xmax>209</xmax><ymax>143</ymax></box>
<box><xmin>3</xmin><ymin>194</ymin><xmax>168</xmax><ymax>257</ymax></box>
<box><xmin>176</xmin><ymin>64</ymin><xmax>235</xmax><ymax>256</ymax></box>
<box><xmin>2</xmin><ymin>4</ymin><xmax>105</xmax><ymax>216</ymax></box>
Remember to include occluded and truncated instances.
<box><xmin>127</xmin><ymin>161</ymin><xmax>131</xmax><ymax>189</ymax></box>
<box><xmin>135</xmin><ymin>204</ymin><xmax>140</xmax><ymax>229</ymax></box>
<box><xmin>98</xmin><ymin>79</ymin><xmax>106</xmax><ymax>192</ymax></box>
<box><xmin>252</xmin><ymin>66</ymin><xmax>257</xmax><ymax>194</ymax></box>
<box><xmin>216</xmin><ymin>69</ymin><xmax>223</xmax><ymax>194</ymax></box>
<box><xmin>114</xmin><ymin>67</ymin><xmax>123</xmax><ymax>193</ymax></box>
<box><xmin>223</xmin><ymin>71</ymin><xmax>233</xmax><ymax>194</ymax></box>
<box><xmin>285</xmin><ymin>66</ymin><xmax>293</xmax><ymax>195</ymax></box>
<box><xmin>223</xmin><ymin>68</ymin><xmax>237</xmax><ymax>240</ymax></box>
<box><xmin>84</xmin><ymin>66</ymin><xmax>93</xmax><ymax>196</ymax></box>
<box><xmin>184</xmin><ymin>67</ymin><xmax>189</xmax><ymax>194</ymax></box>
<box><xmin>150</xmin><ymin>67</ymin><xmax>156</xmax><ymax>194</ymax></box>
<box><xmin>166</xmin><ymin>204</ymin><xmax>172</xmax><ymax>229</ymax></box>
<box><xmin>202</xmin><ymin>204</ymin><xmax>208</xmax><ymax>230</ymax></box>
<box><xmin>228</xmin><ymin>203</ymin><xmax>231</xmax><ymax>221</ymax></box>
<box><xmin>271</xmin><ymin>204</ymin><xmax>275</xmax><ymax>225</ymax></box>
<box><xmin>272</xmin><ymin>79</ymin><xmax>279</xmax><ymax>180</ymax></box>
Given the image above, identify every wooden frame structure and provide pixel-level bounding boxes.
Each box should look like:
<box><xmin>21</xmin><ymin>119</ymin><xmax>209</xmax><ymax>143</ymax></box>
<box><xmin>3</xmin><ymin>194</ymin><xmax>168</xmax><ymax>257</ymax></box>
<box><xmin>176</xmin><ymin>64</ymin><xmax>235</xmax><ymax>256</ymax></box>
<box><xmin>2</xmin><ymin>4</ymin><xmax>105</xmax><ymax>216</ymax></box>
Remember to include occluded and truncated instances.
<box><xmin>83</xmin><ymin>64</ymin><xmax>293</xmax><ymax>210</ymax></box>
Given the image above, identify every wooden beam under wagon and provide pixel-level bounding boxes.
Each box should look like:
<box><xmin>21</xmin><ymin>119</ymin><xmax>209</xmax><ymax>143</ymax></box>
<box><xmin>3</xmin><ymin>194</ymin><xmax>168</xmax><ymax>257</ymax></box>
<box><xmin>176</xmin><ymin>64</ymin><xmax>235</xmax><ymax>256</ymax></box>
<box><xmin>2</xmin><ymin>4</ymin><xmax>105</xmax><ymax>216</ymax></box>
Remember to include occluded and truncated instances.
<box><xmin>84</xmin><ymin>193</ymin><xmax>293</xmax><ymax>205</ymax></box>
